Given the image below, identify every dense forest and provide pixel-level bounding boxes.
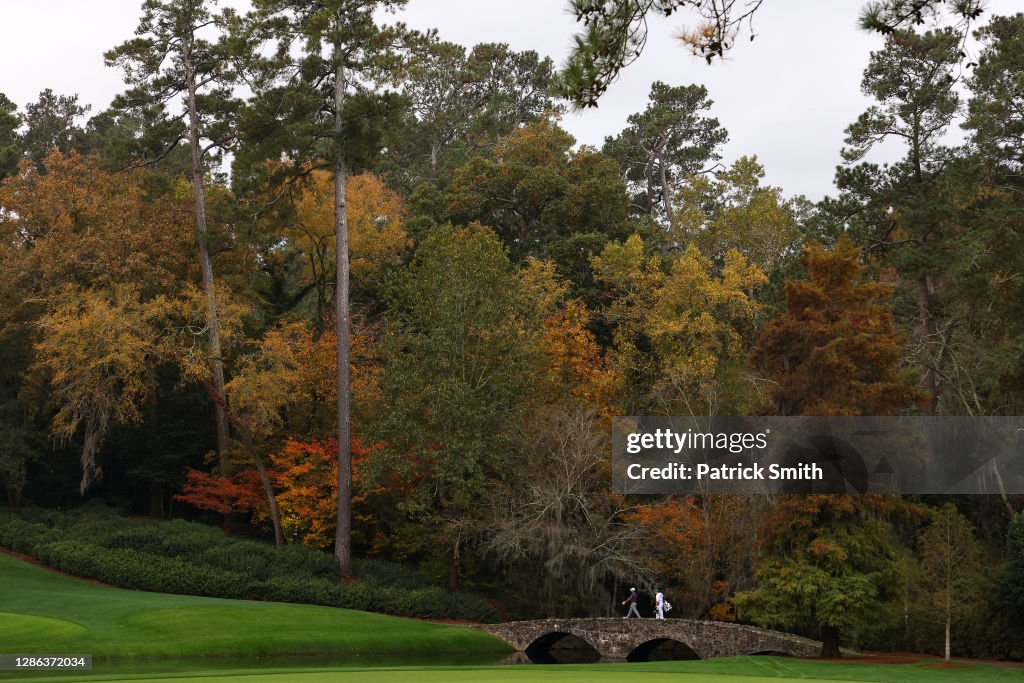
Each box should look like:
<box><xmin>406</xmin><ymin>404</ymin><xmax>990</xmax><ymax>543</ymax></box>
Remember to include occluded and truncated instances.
<box><xmin>2</xmin><ymin>0</ymin><xmax>1024</xmax><ymax>662</ymax></box>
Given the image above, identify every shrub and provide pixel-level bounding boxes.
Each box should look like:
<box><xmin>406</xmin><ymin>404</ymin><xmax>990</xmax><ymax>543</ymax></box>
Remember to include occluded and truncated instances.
<box><xmin>201</xmin><ymin>541</ymin><xmax>275</xmax><ymax>579</ymax></box>
<box><xmin>273</xmin><ymin>543</ymin><xmax>341</xmax><ymax>580</ymax></box>
<box><xmin>351</xmin><ymin>557</ymin><xmax>434</xmax><ymax>590</ymax></box>
<box><xmin>35</xmin><ymin>540</ymin><xmax>248</xmax><ymax>599</ymax></box>
<box><xmin>0</xmin><ymin>516</ymin><xmax>58</xmax><ymax>554</ymax></box>
<box><xmin>1</xmin><ymin>506</ymin><xmax>498</xmax><ymax>622</ymax></box>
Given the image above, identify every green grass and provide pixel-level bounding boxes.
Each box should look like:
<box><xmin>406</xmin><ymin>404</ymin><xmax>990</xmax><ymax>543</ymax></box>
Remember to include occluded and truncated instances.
<box><xmin>2</xmin><ymin>552</ymin><xmax>1022</xmax><ymax>682</ymax></box>
<box><xmin>6</xmin><ymin>658</ymin><xmax>1024</xmax><ymax>683</ymax></box>
<box><xmin>0</xmin><ymin>552</ymin><xmax>507</xmax><ymax>660</ymax></box>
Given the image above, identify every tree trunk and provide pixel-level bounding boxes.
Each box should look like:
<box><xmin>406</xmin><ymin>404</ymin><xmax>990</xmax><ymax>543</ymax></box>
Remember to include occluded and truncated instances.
<box><xmin>944</xmin><ymin>618</ymin><xmax>951</xmax><ymax>662</ymax></box>
<box><xmin>183</xmin><ymin>38</ymin><xmax>230</xmax><ymax>468</ymax></box>
<box><xmin>447</xmin><ymin>538</ymin><xmax>460</xmax><ymax>593</ymax></box>
<box><xmin>819</xmin><ymin>625</ymin><xmax>841</xmax><ymax>658</ymax></box>
<box><xmin>247</xmin><ymin>439</ymin><xmax>285</xmax><ymax>548</ymax></box>
<box><xmin>658</xmin><ymin>146</ymin><xmax>676</xmax><ymax>236</ymax></box>
<box><xmin>149</xmin><ymin>483</ymin><xmax>164</xmax><ymax>518</ymax></box>
<box><xmin>332</xmin><ymin>53</ymin><xmax>353</xmax><ymax>580</ymax></box>
<box><xmin>916</xmin><ymin>275</ymin><xmax>938</xmax><ymax>415</ymax></box>
<box><xmin>202</xmin><ymin>381</ymin><xmax>285</xmax><ymax>548</ymax></box>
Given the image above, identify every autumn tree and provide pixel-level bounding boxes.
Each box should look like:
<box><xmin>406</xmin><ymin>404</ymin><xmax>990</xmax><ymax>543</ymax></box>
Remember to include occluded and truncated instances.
<box><xmin>680</xmin><ymin>156</ymin><xmax>803</xmax><ymax>273</ymax></box>
<box><xmin>742</xmin><ymin>239</ymin><xmax>922</xmax><ymax>656</ymax></box>
<box><xmin>106</xmin><ymin>0</ymin><xmax>244</xmax><ymax>464</ymax></box>
<box><xmin>914</xmin><ymin>503</ymin><xmax>983</xmax><ymax>662</ymax></box>
<box><xmin>592</xmin><ymin>235</ymin><xmax>765</xmax><ymax>415</ymax></box>
<box><xmin>753</xmin><ymin>237</ymin><xmax>922</xmax><ymax>417</ymax></box>
<box><xmin>474</xmin><ymin>259</ymin><xmax>636</xmax><ymax>616</ymax></box>
<box><xmin>31</xmin><ymin>286</ymin><xmax>173</xmax><ymax>494</ymax></box>
<box><xmin>625</xmin><ymin>495</ymin><xmax>762</xmax><ymax>620</ymax></box>
<box><xmin>286</xmin><ymin>171</ymin><xmax>409</xmax><ymax>332</ymax></box>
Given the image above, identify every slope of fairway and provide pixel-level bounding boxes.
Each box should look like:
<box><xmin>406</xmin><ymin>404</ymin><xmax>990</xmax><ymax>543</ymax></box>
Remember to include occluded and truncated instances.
<box><xmin>0</xmin><ymin>552</ymin><xmax>508</xmax><ymax>659</ymax></box>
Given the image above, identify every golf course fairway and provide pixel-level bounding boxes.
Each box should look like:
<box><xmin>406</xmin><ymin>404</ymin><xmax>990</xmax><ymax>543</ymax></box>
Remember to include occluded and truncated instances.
<box><xmin>2</xmin><ymin>551</ymin><xmax>1022</xmax><ymax>682</ymax></box>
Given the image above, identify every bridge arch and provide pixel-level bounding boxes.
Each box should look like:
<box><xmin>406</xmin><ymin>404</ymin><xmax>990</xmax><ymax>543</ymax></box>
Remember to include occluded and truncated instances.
<box><xmin>626</xmin><ymin>637</ymin><xmax>702</xmax><ymax>662</ymax></box>
<box><xmin>474</xmin><ymin>618</ymin><xmax>828</xmax><ymax>660</ymax></box>
<box><xmin>524</xmin><ymin>631</ymin><xmax>601</xmax><ymax>664</ymax></box>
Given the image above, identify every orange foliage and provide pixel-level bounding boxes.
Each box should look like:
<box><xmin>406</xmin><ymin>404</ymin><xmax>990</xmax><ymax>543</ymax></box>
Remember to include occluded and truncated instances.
<box><xmin>625</xmin><ymin>495</ymin><xmax>758</xmax><ymax>620</ymax></box>
<box><xmin>269</xmin><ymin>437</ymin><xmax>375</xmax><ymax>548</ymax></box>
<box><xmin>175</xmin><ymin>468</ymin><xmax>267</xmax><ymax>516</ymax></box>
<box><xmin>226</xmin><ymin>320</ymin><xmax>381</xmax><ymax>439</ymax></box>
<box><xmin>0</xmin><ymin>152</ymin><xmax>193</xmax><ymax>316</ymax></box>
<box><xmin>538</xmin><ymin>300</ymin><xmax>620</xmax><ymax>416</ymax></box>
<box><xmin>753</xmin><ymin>237</ymin><xmax>922</xmax><ymax>416</ymax></box>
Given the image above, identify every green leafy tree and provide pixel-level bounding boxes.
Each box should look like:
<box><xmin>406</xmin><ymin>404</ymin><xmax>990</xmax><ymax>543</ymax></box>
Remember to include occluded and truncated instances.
<box><xmin>966</xmin><ymin>14</ymin><xmax>1024</xmax><ymax>176</ymax></box>
<box><xmin>21</xmin><ymin>89</ymin><xmax>89</xmax><ymax>171</ymax></box>
<box><xmin>81</xmin><ymin>105</ymin><xmax>192</xmax><ymax>174</ymax></box>
<box><xmin>949</xmin><ymin>14</ymin><xmax>1024</xmax><ymax>416</ymax></box>
<box><xmin>604</xmin><ymin>81</ymin><xmax>727</xmax><ymax>233</ymax></box>
<box><xmin>446</xmin><ymin>118</ymin><xmax>633</xmax><ymax>302</ymax></box>
<box><xmin>372</xmin><ymin>223</ymin><xmax>536</xmax><ymax>590</ymax></box>
<box><xmin>835</xmin><ymin>27</ymin><xmax>964</xmax><ymax>415</ymax></box>
<box><xmin>0</xmin><ymin>93</ymin><xmax>21</xmax><ymax>179</ymax></box>
<box><xmin>737</xmin><ymin>495</ymin><xmax>906</xmax><ymax>657</ymax></box>
<box><xmin>388</xmin><ymin>39</ymin><xmax>562</xmax><ymax>189</ymax></box>
<box><xmin>1002</xmin><ymin>512</ymin><xmax>1024</xmax><ymax>622</ymax></box>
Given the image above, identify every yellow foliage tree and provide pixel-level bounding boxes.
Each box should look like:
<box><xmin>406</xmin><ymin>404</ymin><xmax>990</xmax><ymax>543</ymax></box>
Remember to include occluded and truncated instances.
<box><xmin>592</xmin><ymin>235</ymin><xmax>766</xmax><ymax>415</ymax></box>
<box><xmin>290</xmin><ymin>171</ymin><xmax>410</xmax><ymax>330</ymax></box>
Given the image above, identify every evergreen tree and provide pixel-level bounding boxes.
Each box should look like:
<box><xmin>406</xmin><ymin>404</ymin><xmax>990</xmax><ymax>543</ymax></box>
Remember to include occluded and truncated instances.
<box><xmin>243</xmin><ymin>0</ymin><xmax>409</xmax><ymax>576</ymax></box>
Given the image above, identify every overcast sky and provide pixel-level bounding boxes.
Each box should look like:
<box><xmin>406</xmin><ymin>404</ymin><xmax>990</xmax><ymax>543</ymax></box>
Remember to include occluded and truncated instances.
<box><xmin>1</xmin><ymin>1</ymin><xmax>1016</xmax><ymax>200</ymax></box>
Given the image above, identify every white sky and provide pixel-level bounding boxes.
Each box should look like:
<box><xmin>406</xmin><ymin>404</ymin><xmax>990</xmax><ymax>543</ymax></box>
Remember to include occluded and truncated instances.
<box><xmin>1</xmin><ymin>1</ymin><xmax>1016</xmax><ymax>201</ymax></box>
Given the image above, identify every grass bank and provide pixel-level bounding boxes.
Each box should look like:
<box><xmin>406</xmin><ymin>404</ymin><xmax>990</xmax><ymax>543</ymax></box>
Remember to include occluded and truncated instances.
<box><xmin>0</xmin><ymin>553</ymin><xmax>507</xmax><ymax>660</ymax></box>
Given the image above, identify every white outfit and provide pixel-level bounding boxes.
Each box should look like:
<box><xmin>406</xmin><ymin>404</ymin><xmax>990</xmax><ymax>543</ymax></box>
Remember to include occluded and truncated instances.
<box><xmin>655</xmin><ymin>591</ymin><xmax>664</xmax><ymax>619</ymax></box>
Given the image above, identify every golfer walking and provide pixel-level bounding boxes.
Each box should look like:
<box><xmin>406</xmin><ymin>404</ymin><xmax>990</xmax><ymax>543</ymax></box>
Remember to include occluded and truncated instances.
<box><xmin>622</xmin><ymin>587</ymin><xmax>641</xmax><ymax>618</ymax></box>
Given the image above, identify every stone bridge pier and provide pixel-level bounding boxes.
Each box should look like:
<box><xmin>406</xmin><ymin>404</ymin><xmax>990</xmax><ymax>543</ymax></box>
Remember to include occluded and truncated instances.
<box><xmin>474</xmin><ymin>618</ymin><xmax>826</xmax><ymax>661</ymax></box>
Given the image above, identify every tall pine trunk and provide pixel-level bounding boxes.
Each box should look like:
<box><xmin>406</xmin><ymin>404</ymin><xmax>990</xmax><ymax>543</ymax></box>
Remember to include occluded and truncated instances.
<box><xmin>333</xmin><ymin>55</ymin><xmax>353</xmax><ymax>579</ymax></box>
<box><xmin>916</xmin><ymin>274</ymin><xmax>938</xmax><ymax>415</ymax></box>
<box><xmin>183</xmin><ymin>38</ymin><xmax>230</xmax><ymax>467</ymax></box>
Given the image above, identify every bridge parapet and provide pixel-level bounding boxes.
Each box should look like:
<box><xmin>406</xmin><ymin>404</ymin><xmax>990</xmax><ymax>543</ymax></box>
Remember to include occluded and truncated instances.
<box><xmin>474</xmin><ymin>618</ymin><xmax>826</xmax><ymax>660</ymax></box>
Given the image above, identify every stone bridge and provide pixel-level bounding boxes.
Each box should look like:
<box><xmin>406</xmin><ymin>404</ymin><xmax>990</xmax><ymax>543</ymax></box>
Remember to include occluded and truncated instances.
<box><xmin>474</xmin><ymin>618</ymin><xmax>827</xmax><ymax>661</ymax></box>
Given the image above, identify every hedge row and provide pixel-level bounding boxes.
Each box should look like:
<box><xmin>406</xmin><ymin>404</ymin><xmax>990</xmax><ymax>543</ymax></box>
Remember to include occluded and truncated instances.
<box><xmin>0</xmin><ymin>507</ymin><xmax>498</xmax><ymax>623</ymax></box>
